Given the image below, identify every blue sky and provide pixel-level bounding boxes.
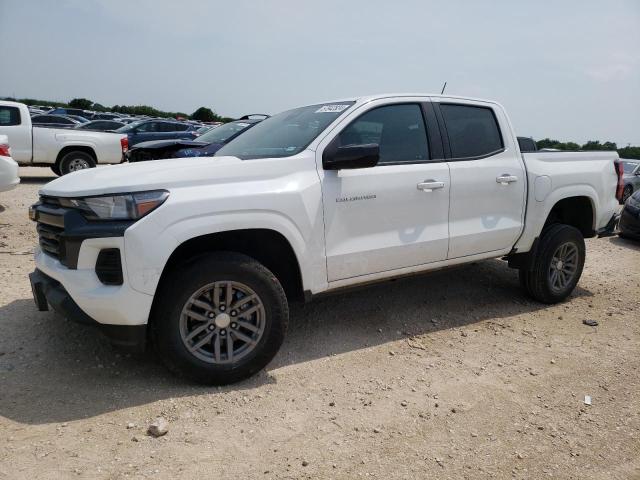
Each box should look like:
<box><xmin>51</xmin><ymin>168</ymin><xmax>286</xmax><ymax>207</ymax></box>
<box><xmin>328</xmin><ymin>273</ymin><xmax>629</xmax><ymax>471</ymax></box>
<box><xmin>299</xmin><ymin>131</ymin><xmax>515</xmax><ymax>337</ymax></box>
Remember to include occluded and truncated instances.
<box><xmin>1</xmin><ymin>0</ymin><xmax>639</xmax><ymax>144</ymax></box>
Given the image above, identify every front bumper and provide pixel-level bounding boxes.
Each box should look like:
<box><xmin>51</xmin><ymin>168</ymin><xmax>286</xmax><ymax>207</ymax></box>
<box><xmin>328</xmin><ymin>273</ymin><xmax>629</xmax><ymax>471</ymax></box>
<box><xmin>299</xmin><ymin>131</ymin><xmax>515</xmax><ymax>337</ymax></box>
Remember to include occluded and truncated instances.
<box><xmin>33</xmin><ymin>241</ymin><xmax>154</xmax><ymax>326</ymax></box>
<box><xmin>30</xmin><ymin>268</ymin><xmax>147</xmax><ymax>351</ymax></box>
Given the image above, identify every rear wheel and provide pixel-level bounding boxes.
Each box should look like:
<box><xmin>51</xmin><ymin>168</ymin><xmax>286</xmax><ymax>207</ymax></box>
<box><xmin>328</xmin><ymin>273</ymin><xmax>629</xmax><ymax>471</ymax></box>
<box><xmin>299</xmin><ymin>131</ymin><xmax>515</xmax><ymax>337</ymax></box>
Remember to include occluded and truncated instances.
<box><xmin>152</xmin><ymin>252</ymin><xmax>288</xmax><ymax>385</ymax></box>
<box><xmin>59</xmin><ymin>151</ymin><xmax>96</xmax><ymax>175</ymax></box>
<box><xmin>519</xmin><ymin>224</ymin><xmax>585</xmax><ymax>304</ymax></box>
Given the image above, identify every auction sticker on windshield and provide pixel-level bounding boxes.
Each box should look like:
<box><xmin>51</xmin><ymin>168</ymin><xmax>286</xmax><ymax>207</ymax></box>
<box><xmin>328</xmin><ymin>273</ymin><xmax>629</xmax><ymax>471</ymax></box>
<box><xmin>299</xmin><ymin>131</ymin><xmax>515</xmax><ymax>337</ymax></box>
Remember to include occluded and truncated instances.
<box><xmin>316</xmin><ymin>104</ymin><xmax>351</xmax><ymax>113</ymax></box>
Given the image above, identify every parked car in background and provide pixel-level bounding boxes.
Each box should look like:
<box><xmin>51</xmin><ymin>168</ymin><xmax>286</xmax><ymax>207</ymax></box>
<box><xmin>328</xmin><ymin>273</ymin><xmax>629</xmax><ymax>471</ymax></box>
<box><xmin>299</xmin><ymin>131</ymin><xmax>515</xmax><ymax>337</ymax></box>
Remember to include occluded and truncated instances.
<box><xmin>31</xmin><ymin>114</ymin><xmax>81</xmax><ymax>128</ymax></box>
<box><xmin>65</xmin><ymin>114</ymin><xmax>90</xmax><ymax>124</ymax></box>
<box><xmin>76</xmin><ymin>120</ymin><xmax>125</xmax><ymax>131</ymax></box>
<box><xmin>126</xmin><ymin>116</ymin><xmax>266</xmax><ymax>162</ymax></box>
<box><xmin>28</xmin><ymin>94</ymin><xmax>621</xmax><ymax>384</ymax></box>
<box><xmin>48</xmin><ymin>108</ymin><xmax>93</xmax><ymax>119</ymax></box>
<box><xmin>92</xmin><ymin>113</ymin><xmax>123</xmax><ymax>121</ymax></box>
<box><xmin>620</xmin><ymin>159</ymin><xmax>640</xmax><ymax>203</ymax></box>
<box><xmin>517</xmin><ymin>136</ymin><xmax>538</xmax><ymax>152</ymax></box>
<box><xmin>115</xmin><ymin>119</ymin><xmax>199</xmax><ymax>147</ymax></box>
<box><xmin>0</xmin><ymin>135</ymin><xmax>19</xmax><ymax>192</ymax></box>
<box><xmin>619</xmin><ymin>190</ymin><xmax>640</xmax><ymax>240</ymax></box>
<box><xmin>115</xmin><ymin>117</ymin><xmax>138</xmax><ymax>124</ymax></box>
<box><xmin>0</xmin><ymin>101</ymin><xmax>127</xmax><ymax>175</ymax></box>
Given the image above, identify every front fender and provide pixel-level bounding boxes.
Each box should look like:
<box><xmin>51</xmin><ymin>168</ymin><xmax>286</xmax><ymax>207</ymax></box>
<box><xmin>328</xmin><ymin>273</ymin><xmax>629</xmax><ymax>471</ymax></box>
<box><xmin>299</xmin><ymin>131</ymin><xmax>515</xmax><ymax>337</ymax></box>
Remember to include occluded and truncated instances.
<box><xmin>124</xmin><ymin>210</ymin><xmax>326</xmax><ymax>296</ymax></box>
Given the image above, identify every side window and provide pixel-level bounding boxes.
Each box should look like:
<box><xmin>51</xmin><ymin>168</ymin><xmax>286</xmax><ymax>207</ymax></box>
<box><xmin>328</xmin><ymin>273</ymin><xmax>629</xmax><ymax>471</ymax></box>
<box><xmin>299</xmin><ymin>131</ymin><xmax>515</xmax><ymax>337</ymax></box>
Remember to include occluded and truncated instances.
<box><xmin>31</xmin><ymin>116</ymin><xmax>49</xmax><ymax>124</ymax></box>
<box><xmin>0</xmin><ymin>107</ymin><xmax>21</xmax><ymax>126</ymax></box>
<box><xmin>136</xmin><ymin>122</ymin><xmax>158</xmax><ymax>132</ymax></box>
<box><xmin>58</xmin><ymin>116</ymin><xmax>75</xmax><ymax>125</ymax></box>
<box><xmin>337</xmin><ymin>104</ymin><xmax>429</xmax><ymax>164</ymax></box>
<box><xmin>440</xmin><ymin>104</ymin><xmax>503</xmax><ymax>159</ymax></box>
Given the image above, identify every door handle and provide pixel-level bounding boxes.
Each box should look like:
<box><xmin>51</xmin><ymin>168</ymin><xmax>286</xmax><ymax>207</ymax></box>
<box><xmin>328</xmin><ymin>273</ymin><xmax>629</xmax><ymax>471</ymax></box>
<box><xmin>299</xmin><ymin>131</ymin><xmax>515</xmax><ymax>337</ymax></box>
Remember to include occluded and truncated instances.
<box><xmin>496</xmin><ymin>174</ymin><xmax>518</xmax><ymax>185</ymax></box>
<box><xmin>417</xmin><ymin>180</ymin><xmax>445</xmax><ymax>192</ymax></box>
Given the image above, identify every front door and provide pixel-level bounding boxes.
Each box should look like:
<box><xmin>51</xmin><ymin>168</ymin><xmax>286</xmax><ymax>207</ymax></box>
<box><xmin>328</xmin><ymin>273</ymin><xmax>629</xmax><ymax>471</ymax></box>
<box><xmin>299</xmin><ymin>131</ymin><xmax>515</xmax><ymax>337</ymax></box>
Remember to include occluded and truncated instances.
<box><xmin>318</xmin><ymin>102</ymin><xmax>450</xmax><ymax>282</ymax></box>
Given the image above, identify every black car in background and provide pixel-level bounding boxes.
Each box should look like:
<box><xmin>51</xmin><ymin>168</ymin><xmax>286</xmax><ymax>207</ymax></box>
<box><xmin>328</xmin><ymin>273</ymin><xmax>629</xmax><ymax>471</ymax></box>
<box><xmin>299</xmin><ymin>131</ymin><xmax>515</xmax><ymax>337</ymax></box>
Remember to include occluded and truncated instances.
<box><xmin>75</xmin><ymin>119</ymin><xmax>125</xmax><ymax>131</ymax></box>
<box><xmin>127</xmin><ymin>115</ymin><xmax>267</xmax><ymax>162</ymax></box>
<box><xmin>619</xmin><ymin>190</ymin><xmax>640</xmax><ymax>240</ymax></box>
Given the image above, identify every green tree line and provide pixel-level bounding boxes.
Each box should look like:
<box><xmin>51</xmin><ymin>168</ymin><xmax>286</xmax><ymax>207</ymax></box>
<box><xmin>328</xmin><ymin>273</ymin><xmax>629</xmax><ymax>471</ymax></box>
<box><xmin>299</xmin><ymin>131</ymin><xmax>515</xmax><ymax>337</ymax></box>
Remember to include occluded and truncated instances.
<box><xmin>1</xmin><ymin>96</ymin><xmax>234</xmax><ymax>123</ymax></box>
<box><xmin>536</xmin><ymin>138</ymin><xmax>640</xmax><ymax>160</ymax></box>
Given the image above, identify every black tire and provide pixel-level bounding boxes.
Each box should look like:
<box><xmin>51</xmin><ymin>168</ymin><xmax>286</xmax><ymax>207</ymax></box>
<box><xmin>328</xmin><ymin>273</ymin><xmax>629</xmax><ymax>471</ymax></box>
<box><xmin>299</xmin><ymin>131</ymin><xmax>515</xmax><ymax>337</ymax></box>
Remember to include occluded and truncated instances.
<box><xmin>59</xmin><ymin>151</ymin><xmax>96</xmax><ymax>175</ymax></box>
<box><xmin>519</xmin><ymin>224</ymin><xmax>585</xmax><ymax>304</ymax></box>
<box><xmin>152</xmin><ymin>252</ymin><xmax>289</xmax><ymax>385</ymax></box>
<box><xmin>50</xmin><ymin>163</ymin><xmax>61</xmax><ymax>176</ymax></box>
<box><xmin>622</xmin><ymin>185</ymin><xmax>633</xmax><ymax>204</ymax></box>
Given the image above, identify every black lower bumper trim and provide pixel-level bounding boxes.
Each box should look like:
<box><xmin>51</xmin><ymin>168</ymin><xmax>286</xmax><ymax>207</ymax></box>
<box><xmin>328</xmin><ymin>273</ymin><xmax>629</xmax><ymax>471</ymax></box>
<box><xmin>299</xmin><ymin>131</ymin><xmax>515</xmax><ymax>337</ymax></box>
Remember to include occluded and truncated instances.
<box><xmin>29</xmin><ymin>269</ymin><xmax>146</xmax><ymax>352</ymax></box>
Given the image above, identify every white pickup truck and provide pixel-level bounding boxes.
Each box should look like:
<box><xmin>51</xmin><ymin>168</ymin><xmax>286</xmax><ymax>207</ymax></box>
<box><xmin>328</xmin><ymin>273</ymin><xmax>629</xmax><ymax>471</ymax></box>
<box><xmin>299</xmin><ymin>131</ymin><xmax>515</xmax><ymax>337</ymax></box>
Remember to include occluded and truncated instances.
<box><xmin>0</xmin><ymin>101</ymin><xmax>127</xmax><ymax>175</ymax></box>
<box><xmin>28</xmin><ymin>94</ymin><xmax>622</xmax><ymax>384</ymax></box>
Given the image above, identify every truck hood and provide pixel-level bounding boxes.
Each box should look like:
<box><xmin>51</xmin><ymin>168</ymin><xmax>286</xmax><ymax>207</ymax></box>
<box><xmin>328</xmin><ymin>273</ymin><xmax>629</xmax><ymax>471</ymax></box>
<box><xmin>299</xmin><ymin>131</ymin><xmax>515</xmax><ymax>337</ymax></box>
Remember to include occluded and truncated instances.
<box><xmin>40</xmin><ymin>156</ymin><xmax>246</xmax><ymax>197</ymax></box>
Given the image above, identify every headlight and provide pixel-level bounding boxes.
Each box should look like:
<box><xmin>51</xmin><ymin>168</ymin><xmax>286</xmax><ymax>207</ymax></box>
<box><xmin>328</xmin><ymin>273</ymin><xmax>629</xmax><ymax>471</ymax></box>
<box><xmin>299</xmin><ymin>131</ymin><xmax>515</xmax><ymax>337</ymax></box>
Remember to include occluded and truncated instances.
<box><xmin>60</xmin><ymin>190</ymin><xmax>169</xmax><ymax>220</ymax></box>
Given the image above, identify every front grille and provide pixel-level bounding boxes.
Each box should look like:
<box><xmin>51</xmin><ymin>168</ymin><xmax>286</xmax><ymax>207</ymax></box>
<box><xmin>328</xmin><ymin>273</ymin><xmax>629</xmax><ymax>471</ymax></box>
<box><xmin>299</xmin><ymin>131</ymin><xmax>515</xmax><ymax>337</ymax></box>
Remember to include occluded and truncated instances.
<box><xmin>35</xmin><ymin>197</ymin><xmax>67</xmax><ymax>261</ymax></box>
<box><xmin>36</xmin><ymin>223</ymin><xmax>64</xmax><ymax>259</ymax></box>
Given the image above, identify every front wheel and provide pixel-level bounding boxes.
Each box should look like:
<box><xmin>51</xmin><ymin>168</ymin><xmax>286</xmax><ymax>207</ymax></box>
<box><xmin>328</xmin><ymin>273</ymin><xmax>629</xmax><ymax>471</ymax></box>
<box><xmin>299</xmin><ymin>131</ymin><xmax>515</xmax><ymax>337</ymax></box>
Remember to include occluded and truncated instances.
<box><xmin>519</xmin><ymin>224</ymin><xmax>585</xmax><ymax>304</ymax></box>
<box><xmin>152</xmin><ymin>252</ymin><xmax>289</xmax><ymax>385</ymax></box>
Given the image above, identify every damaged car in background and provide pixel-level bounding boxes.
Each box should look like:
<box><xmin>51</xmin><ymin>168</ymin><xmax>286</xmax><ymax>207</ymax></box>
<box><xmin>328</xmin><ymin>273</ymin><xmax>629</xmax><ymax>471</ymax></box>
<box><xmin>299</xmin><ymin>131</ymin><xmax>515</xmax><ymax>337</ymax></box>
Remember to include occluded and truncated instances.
<box><xmin>126</xmin><ymin>115</ymin><xmax>268</xmax><ymax>163</ymax></box>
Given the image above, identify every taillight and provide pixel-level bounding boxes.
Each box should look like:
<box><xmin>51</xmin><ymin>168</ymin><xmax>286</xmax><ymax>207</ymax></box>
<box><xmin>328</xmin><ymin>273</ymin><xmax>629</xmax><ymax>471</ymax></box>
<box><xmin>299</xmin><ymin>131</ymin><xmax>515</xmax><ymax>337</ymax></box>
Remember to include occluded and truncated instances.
<box><xmin>0</xmin><ymin>144</ymin><xmax>11</xmax><ymax>157</ymax></box>
<box><xmin>120</xmin><ymin>137</ymin><xmax>129</xmax><ymax>153</ymax></box>
<box><xmin>614</xmin><ymin>160</ymin><xmax>624</xmax><ymax>202</ymax></box>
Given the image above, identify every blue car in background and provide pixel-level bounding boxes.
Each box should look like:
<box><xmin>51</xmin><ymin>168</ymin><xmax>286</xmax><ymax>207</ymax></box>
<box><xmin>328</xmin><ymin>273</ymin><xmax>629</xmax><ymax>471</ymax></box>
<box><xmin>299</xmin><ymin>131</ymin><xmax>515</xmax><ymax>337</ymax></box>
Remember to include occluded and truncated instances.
<box><xmin>116</xmin><ymin>119</ymin><xmax>200</xmax><ymax>147</ymax></box>
<box><xmin>126</xmin><ymin>115</ymin><xmax>267</xmax><ymax>162</ymax></box>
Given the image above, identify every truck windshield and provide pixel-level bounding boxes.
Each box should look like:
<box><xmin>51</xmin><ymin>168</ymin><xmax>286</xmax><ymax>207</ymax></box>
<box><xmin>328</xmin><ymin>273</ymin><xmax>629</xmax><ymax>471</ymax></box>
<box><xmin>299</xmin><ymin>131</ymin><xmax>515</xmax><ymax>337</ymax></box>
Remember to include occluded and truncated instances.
<box><xmin>215</xmin><ymin>102</ymin><xmax>355</xmax><ymax>159</ymax></box>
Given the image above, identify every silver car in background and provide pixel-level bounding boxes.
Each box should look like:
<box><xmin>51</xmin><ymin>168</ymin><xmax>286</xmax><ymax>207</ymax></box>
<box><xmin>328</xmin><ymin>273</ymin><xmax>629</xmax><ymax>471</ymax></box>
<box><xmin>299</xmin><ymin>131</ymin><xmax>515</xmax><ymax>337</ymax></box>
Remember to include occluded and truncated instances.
<box><xmin>621</xmin><ymin>159</ymin><xmax>640</xmax><ymax>203</ymax></box>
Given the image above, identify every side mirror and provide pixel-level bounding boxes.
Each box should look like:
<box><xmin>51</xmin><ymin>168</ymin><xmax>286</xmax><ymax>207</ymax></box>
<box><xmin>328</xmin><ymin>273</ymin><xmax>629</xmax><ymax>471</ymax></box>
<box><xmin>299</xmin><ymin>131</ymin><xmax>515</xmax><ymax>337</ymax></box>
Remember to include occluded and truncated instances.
<box><xmin>323</xmin><ymin>143</ymin><xmax>379</xmax><ymax>170</ymax></box>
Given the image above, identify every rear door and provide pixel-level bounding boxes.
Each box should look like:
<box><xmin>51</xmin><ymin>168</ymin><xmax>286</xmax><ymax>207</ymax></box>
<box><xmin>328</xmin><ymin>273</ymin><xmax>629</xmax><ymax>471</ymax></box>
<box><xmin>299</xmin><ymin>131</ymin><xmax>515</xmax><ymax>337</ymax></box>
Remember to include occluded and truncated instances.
<box><xmin>318</xmin><ymin>100</ymin><xmax>450</xmax><ymax>282</ymax></box>
<box><xmin>0</xmin><ymin>105</ymin><xmax>31</xmax><ymax>162</ymax></box>
<box><xmin>433</xmin><ymin>99</ymin><xmax>526</xmax><ymax>258</ymax></box>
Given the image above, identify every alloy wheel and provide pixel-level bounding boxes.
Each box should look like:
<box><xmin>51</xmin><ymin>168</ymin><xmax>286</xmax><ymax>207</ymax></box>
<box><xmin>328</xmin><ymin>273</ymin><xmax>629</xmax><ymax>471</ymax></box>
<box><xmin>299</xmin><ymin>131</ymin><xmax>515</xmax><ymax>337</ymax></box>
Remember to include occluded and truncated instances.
<box><xmin>179</xmin><ymin>281</ymin><xmax>266</xmax><ymax>364</ymax></box>
<box><xmin>548</xmin><ymin>242</ymin><xmax>579</xmax><ymax>293</ymax></box>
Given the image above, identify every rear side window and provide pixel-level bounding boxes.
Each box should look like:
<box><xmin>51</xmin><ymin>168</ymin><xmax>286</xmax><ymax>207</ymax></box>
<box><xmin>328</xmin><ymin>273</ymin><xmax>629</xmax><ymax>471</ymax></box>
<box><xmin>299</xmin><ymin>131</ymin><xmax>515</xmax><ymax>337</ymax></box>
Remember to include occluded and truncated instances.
<box><xmin>440</xmin><ymin>104</ymin><xmax>503</xmax><ymax>159</ymax></box>
<box><xmin>337</xmin><ymin>104</ymin><xmax>430</xmax><ymax>164</ymax></box>
<box><xmin>0</xmin><ymin>106</ymin><xmax>21</xmax><ymax>126</ymax></box>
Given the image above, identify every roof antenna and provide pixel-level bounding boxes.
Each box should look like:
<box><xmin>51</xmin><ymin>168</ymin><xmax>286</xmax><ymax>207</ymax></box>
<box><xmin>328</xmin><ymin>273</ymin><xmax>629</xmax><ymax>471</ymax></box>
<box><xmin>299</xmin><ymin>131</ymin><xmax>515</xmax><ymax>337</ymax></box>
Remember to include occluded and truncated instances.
<box><xmin>440</xmin><ymin>82</ymin><xmax>447</xmax><ymax>95</ymax></box>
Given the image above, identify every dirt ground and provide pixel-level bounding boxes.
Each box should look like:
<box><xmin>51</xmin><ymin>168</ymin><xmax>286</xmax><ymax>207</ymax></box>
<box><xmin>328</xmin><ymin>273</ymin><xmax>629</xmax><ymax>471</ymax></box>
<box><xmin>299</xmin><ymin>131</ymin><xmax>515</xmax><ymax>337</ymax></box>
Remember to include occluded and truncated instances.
<box><xmin>1</xmin><ymin>167</ymin><xmax>639</xmax><ymax>479</ymax></box>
